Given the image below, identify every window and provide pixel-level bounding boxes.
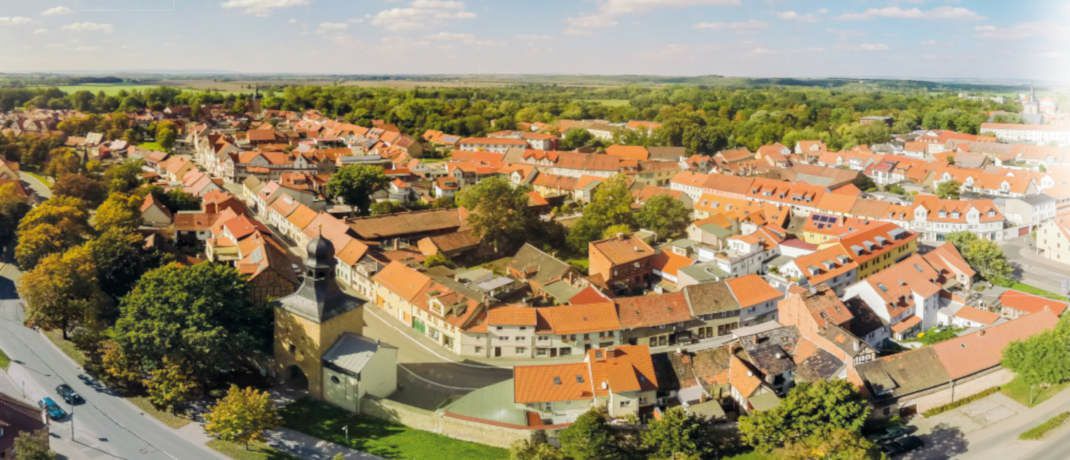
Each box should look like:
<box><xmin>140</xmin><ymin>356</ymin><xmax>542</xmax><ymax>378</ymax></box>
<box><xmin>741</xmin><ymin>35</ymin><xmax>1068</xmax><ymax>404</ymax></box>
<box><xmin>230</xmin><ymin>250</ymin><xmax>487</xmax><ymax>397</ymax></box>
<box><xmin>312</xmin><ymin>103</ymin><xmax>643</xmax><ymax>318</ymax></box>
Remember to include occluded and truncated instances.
<box><xmin>330</xmin><ymin>375</ymin><xmax>341</xmax><ymax>384</ymax></box>
<box><xmin>475</xmin><ymin>346</ymin><xmax>483</xmax><ymax>353</ymax></box>
<box><xmin>620</xmin><ymin>400</ymin><xmax>630</xmax><ymax>407</ymax></box>
<box><xmin>516</xmin><ymin>347</ymin><xmax>526</xmax><ymax>354</ymax></box>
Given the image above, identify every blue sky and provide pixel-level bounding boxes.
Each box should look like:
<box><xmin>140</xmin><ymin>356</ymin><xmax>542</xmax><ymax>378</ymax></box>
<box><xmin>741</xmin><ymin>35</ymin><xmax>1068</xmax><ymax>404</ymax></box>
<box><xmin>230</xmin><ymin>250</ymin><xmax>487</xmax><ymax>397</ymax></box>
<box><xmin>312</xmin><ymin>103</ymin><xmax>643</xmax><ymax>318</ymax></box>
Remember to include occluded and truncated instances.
<box><xmin>0</xmin><ymin>0</ymin><xmax>1067</xmax><ymax>81</ymax></box>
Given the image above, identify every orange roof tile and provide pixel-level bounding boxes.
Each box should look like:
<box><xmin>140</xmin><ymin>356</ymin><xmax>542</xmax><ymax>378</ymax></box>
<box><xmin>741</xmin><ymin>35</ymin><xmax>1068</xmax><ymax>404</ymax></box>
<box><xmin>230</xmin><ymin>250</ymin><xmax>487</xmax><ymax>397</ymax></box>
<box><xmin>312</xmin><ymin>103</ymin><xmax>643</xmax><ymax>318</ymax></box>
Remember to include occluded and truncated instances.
<box><xmin>999</xmin><ymin>290</ymin><xmax>1069</xmax><ymax>317</ymax></box>
<box><xmin>536</xmin><ymin>302</ymin><xmax>621</xmax><ymax>335</ymax></box>
<box><xmin>487</xmin><ymin>305</ymin><xmax>538</xmax><ymax>327</ymax></box>
<box><xmin>933</xmin><ymin>311</ymin><xmax>1059</xmax><ymax>379</ymax></box>
<box><xmin>726</xmin><ymin>274</ymin><xmax>783</xmax><ymax>308</ymax></box>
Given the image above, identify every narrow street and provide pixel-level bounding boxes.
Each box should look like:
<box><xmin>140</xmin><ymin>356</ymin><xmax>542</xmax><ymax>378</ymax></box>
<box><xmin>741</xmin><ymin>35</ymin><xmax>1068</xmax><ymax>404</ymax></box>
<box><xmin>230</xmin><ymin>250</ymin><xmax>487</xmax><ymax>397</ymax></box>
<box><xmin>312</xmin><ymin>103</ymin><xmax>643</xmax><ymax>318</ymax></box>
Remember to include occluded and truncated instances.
<box><xmin>1002</xmin><ymin>237</ymin><xmax>1070</xmax><ymax>296</ymax></box>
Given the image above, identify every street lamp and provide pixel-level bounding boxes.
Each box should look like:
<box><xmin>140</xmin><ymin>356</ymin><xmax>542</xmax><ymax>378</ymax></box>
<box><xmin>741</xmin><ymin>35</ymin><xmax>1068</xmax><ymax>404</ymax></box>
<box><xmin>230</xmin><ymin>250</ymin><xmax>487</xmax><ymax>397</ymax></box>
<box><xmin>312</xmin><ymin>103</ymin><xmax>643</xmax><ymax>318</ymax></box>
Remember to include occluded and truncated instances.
<box><xmin>342</xmin><ymin>424</ymin><xmax>349</xmax><ymax>444</ymax></box>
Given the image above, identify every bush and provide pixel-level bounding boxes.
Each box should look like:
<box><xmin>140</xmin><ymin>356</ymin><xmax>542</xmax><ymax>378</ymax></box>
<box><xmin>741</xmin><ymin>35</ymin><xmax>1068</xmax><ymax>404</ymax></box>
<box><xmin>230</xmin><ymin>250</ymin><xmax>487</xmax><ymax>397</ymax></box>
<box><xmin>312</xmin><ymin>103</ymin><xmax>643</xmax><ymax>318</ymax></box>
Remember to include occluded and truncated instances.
<box><xmin>921</xmin><ymin>386</ymin><xmax>1001</xmax><ymax>417</ymax></box>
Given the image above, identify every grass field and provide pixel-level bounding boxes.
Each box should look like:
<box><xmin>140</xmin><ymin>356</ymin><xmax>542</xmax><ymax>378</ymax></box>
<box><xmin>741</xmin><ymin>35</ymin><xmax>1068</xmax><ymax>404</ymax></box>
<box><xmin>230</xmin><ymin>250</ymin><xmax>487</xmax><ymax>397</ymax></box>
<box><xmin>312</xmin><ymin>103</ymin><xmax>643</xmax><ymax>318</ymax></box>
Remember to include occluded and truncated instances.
<box><xmin>42</xmin><ymin>329</ymin><xmax>86</xmax><ymax>366</ymax></box>
<box><xmin>1003</xmin><ymin>377</ymin><xmax>1070</xmax><ymax>407</ymax></box>
<box><xmin>138</xmin><ymin>141</ymin><xmax>167</xmax><ymax>152</ymax></box>
<box><xmin>36</xmin><ymin>82</ymin><xmax>248</xmax><ymax>95</ymax></box>
<box><xmin>281</xmin><ymin>398</ymin><xmax>507</xmax><ymax>460</ymax></box>
<box><xmin>1020</xmin><ymin>412</ymin><xmax>1070</xmax><ymax>440</ymax></box>
<box><xmin>913</xmin><ymin>326</ymin><xmax>964</xmax><ymax>345</ymax></box>
<box><xmin>207</xmin><ymin>439</ymin><xmax>295</xmax><ymax>460</ymax></box>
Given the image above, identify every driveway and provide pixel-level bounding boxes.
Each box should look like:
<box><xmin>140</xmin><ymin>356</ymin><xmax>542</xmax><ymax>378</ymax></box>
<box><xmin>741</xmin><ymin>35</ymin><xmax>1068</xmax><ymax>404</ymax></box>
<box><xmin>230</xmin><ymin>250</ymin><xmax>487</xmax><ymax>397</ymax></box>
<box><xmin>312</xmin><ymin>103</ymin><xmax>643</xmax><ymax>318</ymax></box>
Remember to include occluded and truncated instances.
<box><xmin>905</xmin><ymin>387</ymin><xmax>1070</xmax><ymax>459</ymax></box>
<box><xmin>1002</xmin><ymin>237</ymin><xmax>1070</xmax><ymax>295</ymax></box>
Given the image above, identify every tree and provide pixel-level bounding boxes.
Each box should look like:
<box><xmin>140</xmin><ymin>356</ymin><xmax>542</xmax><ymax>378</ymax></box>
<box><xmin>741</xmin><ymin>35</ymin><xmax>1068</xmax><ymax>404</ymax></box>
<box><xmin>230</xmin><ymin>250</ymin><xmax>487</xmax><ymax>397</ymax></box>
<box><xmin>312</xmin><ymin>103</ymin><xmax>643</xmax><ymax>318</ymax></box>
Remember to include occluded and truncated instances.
<box><xmin>15</xmin><ymin>196</ymin><xmax>91</xmax><ymax>269</ymax></box>
<box><xmin>204</xmin><ymin>386</ymin><xmax>281</xmax><ymax>449</ymax></box>
<box><xmin>1002</xmin><ymin>320</ymin><xmax>1070</xmax><ymax>403</ymax></box>
<box><xmin>99</xmin><ymin>339</ymin><xmax>142</xmax><ymax>390</ymax></box>
<box><xmin>143</xmin><ymin>357</ymin><xmax>200</xmax><ymax>413</ymax></box>
<box><xmin>557</xmin><ymin>408</ymin><xmax>624</xmax><ymax>460</ymax></box>
<box><xmin>369</xmin><ymin>200</ymin><xmax>404</xmax><ymax>216</ymax></box>
<box><xmin>0</xmin><ymin>182</ymin><xmax>30</xmax><ymax>248</ymax></box>
<box><xmin>155</xmin><ymin>121</ymin><xmax>177</xmax><ymax>151</ymax></box>
<box><xmin>601</xmin><ymin>223</ymin><xmax>633</xmax><ymax>239</ymax></box>
<box><xmin>456</xmin><ymin>176</ymin><xmax>534</xmax><ymax>253</ymax></box>
<box><xmin>641</xmin><ymin>407</ymin><xmax>721</xmax><ymax>459</ymax></box>
<box><xmin>775</xmin><ymin>428</ymin><xmax>879</xmax><ymax>460</ymax></box>
<box><xmin>946</xmin><ymin>231</ymin><xmax>1013</xmax><ymax>284</ymax></box>
<box><xmin>18</xmin><ymin>246</ymin><xmax>110</xmax><ymax>339</ymax></box>
<box><xmin>92</xmin><ymin>192</ymin><xmax>141</xmax><ymax>232</ymax></box>
<box><xmin>13</xmin><ymin>431</ymin><xmax>55</xmax><ymax>460</ymax></box>
<box><xmin>636</xmin><ymin>195</ymin><xmax>691</xmax><ymax>241</ymax></box>
<box><xmin>113</xmin><ymin>262</ymin><xmax>269</xmax><ymax>387</ymax></box>
<box><xmin>51</xmin><ymin>173</ymin><xmax>107</xmax><ymax>206</ymax></box>
<box><xmin>510</xmin><ymin>432</ymin><xmax>565</xmax><ymax>460</ymax></box>
<box><xmin>102</xmin><ymin>159</ymin><xmax>144</xmax><ymax>194</ymax></box>
<box><xmin>568</xmin><ymin>174</ymin><xmax>635</xmax><ymax>252</ymax></box>
<box><xmin>44</xmin><ymin>147</ymin><xmax>82</xmax><ymax>177</ymax></box>
<box><xmin>87</xmin><ymin>227</ymin><xmax>160</xmax><ymax>303</ymax></box>
<box><xmin>324</xmin><ymin>165</ymin><xmax>387</xmax><ymax>214</ymax></box>
<box><xmin>738</xmin><ymin>380</ymin><xmax>870</xmax><ymax>453</ymax></box>
<box><xmin>936</xmin><ymin>180</ymin><xmax>961</xmax><ymax>199</ymax></box>
<box><xmin>560</xmin><ymin>128</ymin><xmax>595</xmax><ymax>150</ymax></box>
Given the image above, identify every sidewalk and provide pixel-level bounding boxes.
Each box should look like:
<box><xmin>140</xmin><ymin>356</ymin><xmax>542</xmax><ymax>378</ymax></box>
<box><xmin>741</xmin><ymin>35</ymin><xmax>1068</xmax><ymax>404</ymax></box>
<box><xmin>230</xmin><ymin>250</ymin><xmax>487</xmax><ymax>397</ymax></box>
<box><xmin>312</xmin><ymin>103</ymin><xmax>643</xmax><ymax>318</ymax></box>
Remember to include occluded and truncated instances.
<box><xmin>266</xmin><ymin>428</ymin><xmax>382</xmax><ymax>460</ymax></box>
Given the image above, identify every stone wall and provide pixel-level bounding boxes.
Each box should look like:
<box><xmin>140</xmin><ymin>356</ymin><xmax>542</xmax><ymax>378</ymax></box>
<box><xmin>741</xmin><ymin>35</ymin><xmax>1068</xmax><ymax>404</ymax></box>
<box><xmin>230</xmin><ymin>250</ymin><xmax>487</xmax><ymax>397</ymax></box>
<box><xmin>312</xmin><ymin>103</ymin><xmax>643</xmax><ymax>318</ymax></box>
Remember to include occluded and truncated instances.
<box><xmin>360</xmin><ymin>397</ymin><xmax>533</xmax><ymax>448</ymax></box>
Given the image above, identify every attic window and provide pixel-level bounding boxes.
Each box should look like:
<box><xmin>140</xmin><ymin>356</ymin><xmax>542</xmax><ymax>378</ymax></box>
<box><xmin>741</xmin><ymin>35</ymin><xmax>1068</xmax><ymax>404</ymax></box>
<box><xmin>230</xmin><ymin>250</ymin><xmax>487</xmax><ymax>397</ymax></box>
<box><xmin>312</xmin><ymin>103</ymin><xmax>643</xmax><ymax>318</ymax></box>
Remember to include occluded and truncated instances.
<box><xmin>576</xmin><ymin>375</ymin><xmax>584</xmax><ymax>383</ymax></box>
<box><xmin>553</xmin><ymin>376</ymin><xmax>562</xmax><ymax>385</ymax></box>
<box><xmin>878</xmin><ymin>283</ymin><xmax>888</xmax><ymax>292</ymax></box>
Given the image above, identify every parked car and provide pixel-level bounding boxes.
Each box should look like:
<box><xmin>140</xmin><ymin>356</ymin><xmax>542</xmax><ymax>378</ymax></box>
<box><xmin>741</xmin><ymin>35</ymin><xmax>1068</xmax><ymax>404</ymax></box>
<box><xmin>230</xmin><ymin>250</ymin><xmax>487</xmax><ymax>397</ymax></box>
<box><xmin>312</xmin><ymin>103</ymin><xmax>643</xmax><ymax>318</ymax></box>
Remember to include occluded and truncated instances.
<box><xmin>881</xmin><ymin>435</ymin><xmax>924</xmax><ymax>456</ymax></box>
<box><xmin>56</xmin><ymin>384</ymin><xmax>84</xmax><ymax>405</ymax></box>
<box><xmin>873</xmin><ymin>425</ymin><xmax>912</xmax><ymax>443</ymax></box>
<box><xmin>38</xmin><ymin>397</ymin><xmax>67</xmax><ymax>421</ymax></box>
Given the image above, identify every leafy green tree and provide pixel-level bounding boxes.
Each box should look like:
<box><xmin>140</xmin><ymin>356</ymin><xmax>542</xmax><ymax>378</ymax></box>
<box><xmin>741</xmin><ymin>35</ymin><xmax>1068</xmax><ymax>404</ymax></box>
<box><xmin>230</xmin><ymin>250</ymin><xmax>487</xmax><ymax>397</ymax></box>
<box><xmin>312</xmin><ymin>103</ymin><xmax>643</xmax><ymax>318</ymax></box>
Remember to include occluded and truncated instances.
<box><xmin>369</xmin><ymin>200</ymin><xmax>404</xmax><ymax>216</ymax></box>
<box><xmin>1003</xmin><ymin>320</ymin><xmax>1070</xmax><ymax>403</ymax></box>
<box><xmin>205</xmin><ymin>386</ymin><xmax>281</xmax><ymax>449</ymax></box>
<box><xmin>87</xmin><ymin>227</ymin><xmax>160</xmax><ymax>303</ymax></box>
<box><xmin>601</xmin><ymin>223</ymin><xmax>633</xmax><ymax>240</ymax></box>
<box><xmin>946</xmin><ymin>231</ymin><xmax>1013</xmax><ymax>284</ymax></box>
<box><xmin>324</xmin><ymin>165</ymin><xmax>387</xmax><ymax>214</ymax></box>
<box><xmin>510</xmin><ymin>432</ymin><xmax>565</xmax><ymax>460</ymax></box>
<box><xmin>557</xmin><ymin>408</ymin><xmax>624</xmax><ymax>460</ymax></box>
<box><xmin>641</xmin><ymin>407</ymin><xmax>721</xmax><ymax>459</ymax></box>
<box><xmin>13</xmin><ymin>431</ymin><xmax>55</xmax><ymax>460</ymax></box>
<box><xmin>560</xmin><ymin>128</ymin><xmax>595</xmax><ymax>150</ymax></box>
<box><xmin>92</xmin><ymin>192</ymin><xmax>141</xmax><ymax>232</ymax></box>
<box><xmin>102</xmin><ymin>159</ymin><xmax>144</xmax><ymax>194</ymax></box>
<box><xmin>636</xmin><ymin>195</ymin><xmax>691</xmax><ymax>241</ymax></box>
<box><xmin>18</xmin><ymin>246</ymin><xmax>110</xmax><ymax>339</ymax></box>
<box><xmin>14</xmin><ymin>196</ymin><xmax>91</xmax><ymax>269</ymax></box>
<box><xmin>775</xmin><ymin>428</ymin><xmax>879</xmax><ymax>460</ymax></box>
<box><xmin>0</xmin><ymin>182</ymin><xmax>31</xmax><ymax>248</ymax></box>
<box><xmin>155</xmin><ymin>121</ymin><xmax>177</xmax><ymax>151</ymax></box>
<box><xmin>936</xmin><ymin>180</ymin><xmax>962</xmax><ymax>199</ymax></box>
<box><xmin>114</xmin><ymin>262</ymin><xmax>270</xmax><ymax>387</ymax></box>
<box><xmin>144</xmin><ymin>357</ymin><xmax>200</xmax><ymax>413</ymax></box>
<box><xmin>456</xmin><ymin>176</ymin><xmax>534</xmax><ymax>254</ymax></box>
<box><xmin>568</xmin><ymin>174</ymin><xmax>635</xmax><ymax>252</ymax></box>
<box><xmin>52</xmin><ymin>173</ymin><xmax>107</xmax><ymax>206</ymax></box>
<box><xmin>44</xmin><ymin>147</ymin><xmax>82</xmax><ymax>177</ymax></box>
<box><xmin>738</xmin><ymin>380</ymin><xmax>870</xmax><ymax>453</ymax></box>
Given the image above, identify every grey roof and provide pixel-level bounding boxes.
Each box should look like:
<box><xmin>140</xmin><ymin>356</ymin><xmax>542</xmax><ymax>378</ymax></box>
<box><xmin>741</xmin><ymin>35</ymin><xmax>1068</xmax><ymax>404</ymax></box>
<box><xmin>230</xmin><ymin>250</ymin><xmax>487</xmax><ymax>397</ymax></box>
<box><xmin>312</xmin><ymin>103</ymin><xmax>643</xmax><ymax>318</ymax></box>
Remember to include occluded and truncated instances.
<box><xmin>795</xmin><ymin>349</ymin><xmax>844</xmax><ymax>382</ymax></box>
<box><xmin>277</xmin><ymin>237</ymin><xmax>364</xmax><ymax>323</ymax></box>
<box><xmin>683</xmin><ymin>281</ymin><xmax>740</xmax><ymax>317</ymax></box>
<box><xmin>542</xmin><ymin>280</ymin><xmax>583</xmax><ymax>304</ymax></box>
<box><xmin>507</xmin><ymin>243</ymin><xmax>572</xmax><ymax>287</ymax></box>
<box><xmin>647</xmin><ymin>146</ymin><xmax>687</xmax><ymax>162</ymax></box>
<box><xmin>323</xmin><ymin>333</ymin><xmax>392</xmax><ymax>374</ymax></box>
<box><xmin>444</xmin><ymin>379</ymin><xmax>531</xmax><ymax>427</ymax></box>
<box><xmin>678</xmin><ymin>262</ymin><xmax>728</xmax><ymax>284</ymax></box>
<box><xmin>856</xmin><ymin>347</ymin><xmax>951</xmax><ymax>398</ymax></box>
<box><xmin>745</xmin><ymin>345</ymin><xmax>795</xmax><ymax>376</ymax></box>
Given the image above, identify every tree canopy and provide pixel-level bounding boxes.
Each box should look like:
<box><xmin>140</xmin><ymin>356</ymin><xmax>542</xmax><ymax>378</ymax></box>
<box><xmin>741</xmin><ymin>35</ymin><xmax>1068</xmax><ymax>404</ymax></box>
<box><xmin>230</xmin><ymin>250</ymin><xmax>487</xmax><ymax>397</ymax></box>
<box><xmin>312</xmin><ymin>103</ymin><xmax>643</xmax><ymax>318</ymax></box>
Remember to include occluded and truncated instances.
<box><xmin>936</xmin><ymin>180</ymin><xmax>962</xmax><ymax>199</ymax></box>
<box><xmin>636</xmin><ymin>194</ymin><xmax>691</xmax><ymax>241</ymax></box>
<box><xmin>324</xmin><ymin>164</ymin><xmax>388</xmax><ymax>214</ymax></box>
<box><xmin>113</xmin><ymin>262</ymin><xmax>270</xmax><ymax>387</ymax></box>
<box><xmin>946</xmin><ymin>231</ymin><xmax>1013</xmax><ymax>284</ymax></box>
<box><xmin>557</xmin><ymin>408</ymin><xmax>626</xmax><ymax>460</ymax></box>
<box><xmin>14</xmin><ymin>196</ymin><xmax>91</xmax><ymax>269</ymax></box>
<box><xmin>18</xmin><ymin>245</ymin><xmax>110</xmax><ymax>339</ymax></box>
<box><xmin>568</xmin><ymin>174</ymin><xmax>635</xmax><ymax>252</ymax></box>
<box><xmin>456</xmin><ymin>176</ymin><xmax>535</xmax><ymax>254</ymax></box>
<box><xmin>641</xmin><ymin>407</ymin><xmax>722</xmax><ymax>459</ymax></box>
<box><xmin>205</xmin><ymin>385</ymin><xmax>281</xmax><ymax>448</ymax></box>
<box><xmin>738</xmin><ymin>380</ymin><xmax>871</xmax><ymax>453</ymax></box>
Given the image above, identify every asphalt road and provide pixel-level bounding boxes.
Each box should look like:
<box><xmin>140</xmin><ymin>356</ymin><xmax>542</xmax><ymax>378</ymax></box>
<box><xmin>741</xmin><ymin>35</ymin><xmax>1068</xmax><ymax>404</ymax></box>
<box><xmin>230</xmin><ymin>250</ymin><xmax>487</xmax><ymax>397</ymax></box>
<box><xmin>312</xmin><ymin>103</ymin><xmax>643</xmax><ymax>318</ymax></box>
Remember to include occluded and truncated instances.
<box><xmin>1002</xmin><ymin>237</ymin><xmax>1070</xmax><ymax>295</ymax></box>
<box><xmin>0</xmin><ymin>270</ymin><xmax>221</xmax><ymax>459</ymax></box>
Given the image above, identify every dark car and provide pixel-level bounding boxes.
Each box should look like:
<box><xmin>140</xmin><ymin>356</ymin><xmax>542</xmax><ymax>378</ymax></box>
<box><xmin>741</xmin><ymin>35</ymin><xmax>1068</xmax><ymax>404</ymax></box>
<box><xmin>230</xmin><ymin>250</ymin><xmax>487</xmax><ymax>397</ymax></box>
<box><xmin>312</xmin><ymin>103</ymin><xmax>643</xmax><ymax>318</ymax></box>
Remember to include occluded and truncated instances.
<box><xmin>873</xmin><ymin>425</ymin><xmax>912</xmax><ymax>443</ymax></box>
<box><xmin>881</xmin><ymin>435</ymin><xmax>924</xmax><ymax>456</ymax></box>
<box><xmin>56</xmin><ymin>384</ymin><xmax>84</xmax><ymax>405</ymax></box>
<box><xmin>38</xmin><ymin>397</ymin><xmax>67</xmax><ymax>421</ymax></box>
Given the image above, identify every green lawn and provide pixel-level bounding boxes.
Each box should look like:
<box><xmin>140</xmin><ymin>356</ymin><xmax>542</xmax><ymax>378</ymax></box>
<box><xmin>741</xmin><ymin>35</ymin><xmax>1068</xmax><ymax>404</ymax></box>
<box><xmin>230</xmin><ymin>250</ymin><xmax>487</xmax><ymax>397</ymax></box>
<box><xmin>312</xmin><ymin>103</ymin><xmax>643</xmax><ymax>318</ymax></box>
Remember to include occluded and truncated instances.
<box><xmin>129</xmin><ymin>396</ymin><xmax>191</xmax><ymax>429</ymax></box>
<box><xmin>912</xmin><ymin>326</ymin><xmax>964</xmax><ymax>346</ymax></box>
<box><xmin>42</xmin><ymin>329</ymin><xmax>86</xmax><ymax>366</ymax></box>
<box><xmin>281</xmin><ymin>398</ymin><xmax>507</xmax><ymax>460</ymax></box>
<box><xmin>1002</xmin><ymin>377</ymin><xmax>1070</xmax><ymax>407</ymax></box>
<box><xmin>566</xmin><ymin>258</ymin><xmax>589</xmax><ymax>274</ymax></box>
<box><xmin>207</xmin><ymin>439</ymin><xmax>295</xmax><ymax>460</ymax></box>
<box><xmin>138</xmin><ymin>141</ymin><xmax>167</xmax><ymax>152</ymax></box>
<box><xmin>49</xmin><ymin>84</ymin><xmax>164</xmax><ymax>95</ymax></box>
<box><xmin>0</xmin><ymin>347</ymin><xmax>9</xmax><ymax>369</ymax></box>
<box><xmin>999</xmin><ymin>281</ymin><xmax>1069</xmax><ymax>302</ymax></box>
<box><xmin>1020</xmin><ymin>412</ymin><xmax>1070</xmax><ymax>440</ymax></box>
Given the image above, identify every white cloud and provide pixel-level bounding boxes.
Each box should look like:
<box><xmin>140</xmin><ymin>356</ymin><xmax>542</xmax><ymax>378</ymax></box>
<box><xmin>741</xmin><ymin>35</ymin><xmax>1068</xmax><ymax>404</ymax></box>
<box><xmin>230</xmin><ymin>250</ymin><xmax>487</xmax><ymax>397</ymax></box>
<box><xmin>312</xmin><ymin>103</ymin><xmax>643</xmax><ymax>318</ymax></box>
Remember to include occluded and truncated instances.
<box><xmin>316</xmin><ymin>22</ymin><xmax>348</xmax><ymax>34</ymax></box>
<box><xmin>61</xmin><ymin>22</ymin><xmax>113</xmax><ymax>33</ymax></box>
<box><xmin>515</xmin><ymin>33</ymin><xmax>552</xmax><ymax>41</ymax></box>
<box><xmin>693</xmin><ymin>19</ymin><xmax>766</xmax><ymax>31</ymax></box>
<box><xmin>566</xmin><ymin>0</ymin><xmax>738</xmax><ymax>34</ymax></box>
<box><xmin>974</xmin><ymin>22</ymin><xmax>1051</xmax><ymax>40</ymax></box>
<box><xmin>0</xmin><ymin>16</ymin><xmax>32</xmax><ymax>26</ymax></box>
<box><xmin>776</xmin><ymin>10</ymin><xmax>817</xmax><ymax>22</ymax></box>
<box><xmin>221</xmin><ymin>0</ymin><xmax>310</xmax><ymax>17</ymax></box>
<box><xmin>851</xmin><ymin>43</ymin><xmax>889</xmax><ymax>51</ymax></box>
<box><xmin>426</xmin><ymin>32</ymin><xmax>496</xmax><ymax>47</ymax></box>
<box><xmin>372</xmin><ymin>1</ymin><xmax>476</xmax><ymax>32</ymax></box>
<box><xmin>839</xmin><ymin>6</ymin><xmax>982</xmax><ymax>21</ymax></box>
<box><xmin>41</xmin><ymin>6</ymin><xmax>72</xmax><ymax>16</ymax></box>
<box><xmin>33</xmin><ymin>28</ymin><xmax>48</xmax><ymax>34</ymax></box>
<box><xmin>287</xmin><ymin>18</ymin><xmax>298</xmax><ymax>24</ymax></box>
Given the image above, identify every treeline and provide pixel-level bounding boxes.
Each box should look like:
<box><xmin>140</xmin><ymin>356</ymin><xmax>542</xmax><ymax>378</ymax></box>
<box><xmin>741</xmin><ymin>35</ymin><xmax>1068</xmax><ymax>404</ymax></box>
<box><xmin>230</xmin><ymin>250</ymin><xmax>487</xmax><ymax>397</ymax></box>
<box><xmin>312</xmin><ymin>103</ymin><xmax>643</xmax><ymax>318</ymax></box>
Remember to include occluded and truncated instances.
<box><xmin>0</xmin><ymin>83</ymin><xmax>1019</xmax><ymax>154</ymax></box>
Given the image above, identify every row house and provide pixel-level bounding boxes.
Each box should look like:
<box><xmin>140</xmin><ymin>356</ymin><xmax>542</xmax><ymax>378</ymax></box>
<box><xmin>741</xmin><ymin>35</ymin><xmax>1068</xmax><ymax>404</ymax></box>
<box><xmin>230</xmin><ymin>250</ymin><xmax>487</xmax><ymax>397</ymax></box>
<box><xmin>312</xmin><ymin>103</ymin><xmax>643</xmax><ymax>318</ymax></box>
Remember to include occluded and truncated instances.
<box><xmin>843</xmin><ymin>254</ymin><xmax>943</xmax><ymax>340</ymax></box>
<box><xmin>513</xmin><ymin>345</ymin><xmax>658</xmax><ymax>424</ymax></box>
<box><xmin>465</xmin><ymin>302</ymin><xmax>622</xmax><ymax>359</ymax></box>
<box><xmin>510</xmin><ymin>149</ymin><xmax>636</xmax><ymax>179</ymax></box>
<box><xmin>458</xmin><ymin>137</ymin><xmax>528</xmax><ymax>153</ymax></box>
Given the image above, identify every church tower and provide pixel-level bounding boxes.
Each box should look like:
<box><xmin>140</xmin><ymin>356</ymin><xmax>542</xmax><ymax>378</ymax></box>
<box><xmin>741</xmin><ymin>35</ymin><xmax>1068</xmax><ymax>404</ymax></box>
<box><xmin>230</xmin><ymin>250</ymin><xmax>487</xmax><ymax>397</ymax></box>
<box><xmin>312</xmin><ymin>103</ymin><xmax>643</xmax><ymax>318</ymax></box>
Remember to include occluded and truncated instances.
<box><xmin>273</xmin><ymin>234</ymin><xmax>365</xmax><ymax>397</ymax></box>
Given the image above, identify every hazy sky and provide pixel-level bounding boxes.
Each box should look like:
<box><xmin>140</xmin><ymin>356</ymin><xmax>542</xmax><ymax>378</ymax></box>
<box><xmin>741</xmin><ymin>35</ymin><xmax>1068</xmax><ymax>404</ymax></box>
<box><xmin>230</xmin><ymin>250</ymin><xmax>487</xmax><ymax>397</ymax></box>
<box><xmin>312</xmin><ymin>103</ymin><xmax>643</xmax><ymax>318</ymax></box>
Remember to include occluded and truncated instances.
<box><xmin>0</xmin><ymin>0</ymin><xmax>1067</xmax><ymax>81</ymax></box>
